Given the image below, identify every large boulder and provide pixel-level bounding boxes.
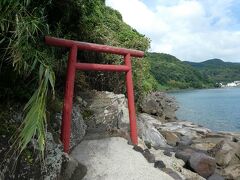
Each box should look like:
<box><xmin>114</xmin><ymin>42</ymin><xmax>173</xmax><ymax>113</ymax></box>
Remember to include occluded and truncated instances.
<box><xmin>192</xmin><ymin>137</ymin><xmax>226</xmax><ymax>151</ymax></box>
<box><xmin>161</xmin><ymin>131</ymin><xmax>180</xmax><ymax>146</ymax></box>
<box><xmin>189</xmin><ymin>152</ymin><xmax>216</xmax><ymax>178</ymax></box>
<box><xmin>175</xmin><ymin>148</ymin><xmax>195</xmax><ymax>163</ymax></box>
<box><xmin>71</xmin><ymin>137</ymin><xmax>173</xmax><ymax>180</ymax></box>
<box><xmin>138</xmin><ymin>113</ymin><xmax>168</xmax><ymax>148</ymax></box>
<box><xmin>207</xmin><ymin>173</ymin><xmax>224</xmax><ymax>180</ymax></box>
<box><xmin>140</xmin><ymin>92</ymin><xmax>178</xmax><ymax>122</ymax></box>
<box><xmin>150</xmin><ymin>148</ymin><xmax>205</xmax><ymax>180</ymax></box>
<box><xmin>222</xmin><ymin>164</ymin><xmax>240</xmax><ymax>179</ymax></box>
<box><xmin>212</xmin><ymin>140</ymin><xmax>240</xmax><ymax>167</ymax></box>
<box><xmin>157</xmin><ymin>122</ymin><xmax>204</xmax><ymax>139</ymax></box>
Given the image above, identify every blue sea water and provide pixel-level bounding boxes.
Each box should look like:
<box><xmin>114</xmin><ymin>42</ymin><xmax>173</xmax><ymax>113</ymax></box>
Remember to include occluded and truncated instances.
<box><xmin>169</xmin><ymin>87</ymin><xmax>240</xmax><ymax>132</ymax></box>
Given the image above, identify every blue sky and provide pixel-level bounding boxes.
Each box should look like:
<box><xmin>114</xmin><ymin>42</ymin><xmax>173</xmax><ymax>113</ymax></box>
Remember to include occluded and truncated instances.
<box><xmin>106</xmin><ymin>0</ymin><xmax>240</xmax><ymax>62</ymax></box>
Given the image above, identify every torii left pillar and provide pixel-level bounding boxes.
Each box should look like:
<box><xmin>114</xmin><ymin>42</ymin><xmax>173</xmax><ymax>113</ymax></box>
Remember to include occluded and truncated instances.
<box><xmin>45</xmin><ymin>36</ymin><xmax>144</xmax><ymax>153</ymax></box>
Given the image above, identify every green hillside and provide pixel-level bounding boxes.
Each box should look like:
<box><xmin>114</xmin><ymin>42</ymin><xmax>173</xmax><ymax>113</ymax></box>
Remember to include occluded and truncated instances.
<box><xmin>0</xmin><ymin>0</ymin><xmax>157</xmax><ymax>170</ymax></box>
<box><xmin>147</xmin><ymin>53</ymin><xmax>214</xmax><ymax>90</ymax></box>
<box><xmin>185</xmin><ymin>59</ymin><xmax>240</xmax><ymax>83</ymax></box>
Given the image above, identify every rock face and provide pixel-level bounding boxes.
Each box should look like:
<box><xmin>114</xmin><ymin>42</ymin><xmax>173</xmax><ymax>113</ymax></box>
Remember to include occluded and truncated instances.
<box><xmin>140</xmin><ymin>92</ymin><xmax>178</xmax><ymax>122</ymax></box>
<box><xmin>60</xmin><ymin>154</ymin><xmax>87</xmax><ymax>180</ymax></box>
<box><xmin>213</xmin><ymin>140</ymin><xmax>240</xmax><ymax>167</ymax></box>
<box><xmin>55</xmin><ymin>104</ymin><xmax>87</xmax><ymax>149</ymax></box>
<box><xmin>43</xmin><ymin>132</ymin><xmax>64</xmax><ymax>180</ymax></box>
<box><xmin>79</xmin><ymin>91</ymin><xmax>129</xmax><ymax>130</ymax></box>
<box><xmin>158</xmin><ymin>121</ymin><xmax>211</xmax><ymax>139</ymax></box>
<box><xmin>189</xmin><ymin>152</ymin><xmax>216</xmax><ymax>178</ymax></box>
<box><xmin>70</xmin><ymin>105</ymin><xmax>87</xmax><ymax>148</ymax></box>
<box><xmin>138</xmin><ymin>113</ymin><xmax>168</xmax><ymax>148</ymax></box>
<box><xmin>161</xmin><ymin>131</ymin><xmax>180</xmax><ymax>146</ymax></box>
<box><xmin>223</xmin><ymin>164</ymin><xmax>240</xmax><ymax>179</ymax></box>
<box><xmin>71</xmin><ymin>137</ymin><xmax>173</xmax><ymax>180</ymax></box>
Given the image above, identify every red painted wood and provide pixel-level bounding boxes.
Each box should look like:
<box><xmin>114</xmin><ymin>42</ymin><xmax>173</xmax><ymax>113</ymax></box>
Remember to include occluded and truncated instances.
<box><xmin>61</xmin><ymin>45</ymin><xmax>78</xmax><ymax>153</ymax></box>
<box><xmin>75</xmin><ymin>62</ymin><xmax>130</xmax><ymax>72</ymax></box>
<box><xmin>45</xmin><ymin>36</ymin><xmax>142</xmax><ymax>152</ymax></box>
<box><xmin>124</xmin><ymin>54</ymin><xmax>138</xmax><ymax>145</ymax></box>
<box><xmin>45</xmin><ymin>36</ymin><xmax>144</xmax><ymax>57</ymax></box>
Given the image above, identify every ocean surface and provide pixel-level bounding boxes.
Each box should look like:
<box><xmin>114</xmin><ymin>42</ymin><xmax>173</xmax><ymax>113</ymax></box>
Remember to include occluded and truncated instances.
<box><xmin>169</xmin><ymin>87</ymin><xmax>240</xmax><ymax>132</ymax></box>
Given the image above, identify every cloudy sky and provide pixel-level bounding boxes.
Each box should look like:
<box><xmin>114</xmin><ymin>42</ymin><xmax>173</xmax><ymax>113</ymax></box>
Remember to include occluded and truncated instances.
<box><xmin>106</xmin><ymin>0</ymin><xmax>240</xmax><ymax>62</ymax></box>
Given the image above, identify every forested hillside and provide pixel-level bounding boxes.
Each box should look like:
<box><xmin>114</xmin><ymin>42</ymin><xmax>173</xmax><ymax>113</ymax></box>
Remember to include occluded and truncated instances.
<box><xmin>0</xmin><ymin>0</ymin><xmax>158</xmax><ymax>172</ymax></box>
<box><xmin>147</xmin><ymin>53</ymin><xmax>214</xmax><ymax>90</ymax></box>
<box><xmin>185</xmin><ymin>59</ymin><xmax>240</xmax><ymax>83</ymax></box>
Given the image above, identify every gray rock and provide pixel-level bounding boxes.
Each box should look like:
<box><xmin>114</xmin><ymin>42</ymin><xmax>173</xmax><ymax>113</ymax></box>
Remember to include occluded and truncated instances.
<box><xmin>71</xmin><ymin>105</ymin><xmax>87</xmax><ymax>148</ymax></box>
<box><xmin>175</xmin><ymin>127</ymin><xmax>199</xmax><ymax>139</ymax></box>
<box><xmin>144</xmin><ymin>141</ymin><xmax>152</xmax><ymax>149</ymax></box>
<box><xmin>177</xmin><ymin>136</ymin><xmax>193</xmax><ymax>146</ymax></box>
<box><xmin>140</xmin><ymin>92</ymin><xmax>178</xmax><ymax>122</ymax></box>
<box><xmin>207</xmin><ymin>173</ymin><xmax>224</xmax><ymax>180</ymax></box>
<box><xmin>138</xmin><ymin>113</ymin><xmax>162</xmax><ymax>127</ymax></box>
<box><xmin>211</xmin><ymin>140</ymin><xmax>240</xmax><ymax>167</ymax></box>
<box><xmin>141</xmin><ymin>98</ymin><xmax>163</xmax><ymax>116</ymax></box>
<box><xmin>138</xmin><ymin>113</ymin><xmax>168</xmax><ymax>148</ymax></box>
<box><xmin>154</xmin><ymin>160</ymin><xmax>166</xmax><ymax>169</ymax></box>
<box><xmin>60</xmin><ymin>153</ymin><xmax>87</xmax><ymax>180</ymax></box>
<box><xmin>71</xmin><ymin>137</ymin><xmax>173</xmax><ymax>180</ymax></box>
<box><xmin>175</xmin><ymin>148</ymin><xmax>195</xmax><ymax>163</ymax></box>
<box><xmin>133</xmin><ymin>145</ymin><xmax>144</xmax><ymax>153</ymax></box>
<box><xmin>189</xmin><ymin>152</ymin><xmax>216</xmax><ymax>178</ymax></box>
<box><xmin>143</xmin><ymin>149</ymin><xmax>155</xmax><ymax>163</ymax></box>
<box><xmin>163</xmin><ymin>150</ymin><xmax>172</xmax><ymax>157</ymax></box>
<box><xmin>161</xmin><ymin>131</ymin><xmax>180</xmax><ymax>146</ymax></box>
<box><xmin>158</xmin><ymin>121</ymin><xmax>210</xmax><ymax>140</ymax></box>
<box><xmin>222</xmin><ymin>164</ymin><xmax>240</xmax><ymax>179</ymax></box>
<box><xmin>162</xmin><ymin>168</ymin><xmax>183</xmax><ymax>180</ymax></box>
<box><xmin>43</xmin><ymin>132</ymin><xmax>64</xmax><ymax>180</ymax></box>
<box><xmin>55</xmin><ymin>104</ymin><xmax>87</xmax><ymax>149</ymax></box>
<box><xmin>79</xmin><ymin>91</ymin><xmax>130</xmax><ymax>130</ymax></box>
<box><xmin>191</xmin><ymin>142</ymin><xmax>216</xmax><ymax>151</ymax></box>
<box><xmin>192</xmin><ymin>137</ymin><xmax>227</xmax><ymax>152</ymax></box>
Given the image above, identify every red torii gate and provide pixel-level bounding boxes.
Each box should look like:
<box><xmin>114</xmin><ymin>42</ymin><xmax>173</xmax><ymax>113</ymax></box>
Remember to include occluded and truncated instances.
<box><xmin>45</xmin><ymin>36</ymin><xmax>144</xmax><ymax>153</ymax></box>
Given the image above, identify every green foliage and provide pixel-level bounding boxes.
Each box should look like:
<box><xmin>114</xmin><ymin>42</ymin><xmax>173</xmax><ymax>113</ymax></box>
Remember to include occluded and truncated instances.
<box><xmin>1</xmin><ymin>0</ymin><xmax>155</xmax><ymax>162</ymax></box>
<box><xmin>132</xmin><ymin>58</ymin><xmax>158</xmax><ymax>99</ymax></box>
<box><xmin>148</xmin><ymin>53</ymin><xmax>214</xmax><ymax>90</ymax></box>
<box><xmin>12</xmin><ymin>65</ymin><xmax>55</xmax><ymax>158</ymax></box>
<box><xmin>0</xmin><ymin>0</ymin><xmax>55</xmax><ymax>160</ymax></box>
<box><xmin>46</xmin><ymin>0</ymin><xmax>152</xmax><ymax>95</ymax></box>
<box><xmin>185</xmin><ymin>59</ymin><xmax>240</xmax><ymax>83</ymax></box>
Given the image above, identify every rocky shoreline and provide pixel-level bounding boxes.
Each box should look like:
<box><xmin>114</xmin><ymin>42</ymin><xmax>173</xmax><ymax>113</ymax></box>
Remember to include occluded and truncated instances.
<box><xmin>1</xmin><ymin>91</ymin><xmax>239</xmax><ymax>179</ymax></box>
<box><xmin>74</xmin><ymin>91</ymin><xmax>240</xmax><ymax>180</ymax></box>
<box><xmin>137</xmin><ymin>92</ymin><xmax>240</xmax><ymax>180</ymax></box>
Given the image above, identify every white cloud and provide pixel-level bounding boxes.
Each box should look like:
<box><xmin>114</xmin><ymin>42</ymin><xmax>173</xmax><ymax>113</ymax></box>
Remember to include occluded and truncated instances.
<box><xmin>106</xmin><ymin>0</ymin><xmax>240</xmax><ymax>62</ymax></box>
